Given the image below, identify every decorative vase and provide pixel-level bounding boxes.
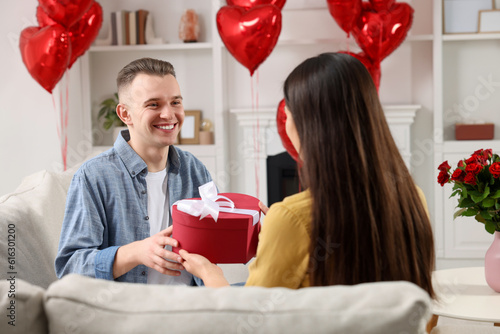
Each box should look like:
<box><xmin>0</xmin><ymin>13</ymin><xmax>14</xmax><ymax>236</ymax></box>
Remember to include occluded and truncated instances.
<box><xmin>179</xmin><ymin>9</ymin><xmax>199</xmax><ymax>43</ymax></box>
<box><xmin>485</xmin><ymin>231</ymin><xmax>500</xmax><ymax>292</ymax></box>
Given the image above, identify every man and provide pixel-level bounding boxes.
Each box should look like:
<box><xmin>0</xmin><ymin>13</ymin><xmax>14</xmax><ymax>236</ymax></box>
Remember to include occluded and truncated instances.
<box><xmin>55</xmin><ymin>58</ymin><xmax>212</xmax><ymax>286</ymax></box>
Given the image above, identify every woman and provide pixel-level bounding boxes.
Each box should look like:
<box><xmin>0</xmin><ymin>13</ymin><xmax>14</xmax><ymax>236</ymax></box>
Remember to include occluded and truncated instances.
<box><xmin>180</xmin><ymin>52</ymin><xmax>435</xmax><ymax>298</ymax></box>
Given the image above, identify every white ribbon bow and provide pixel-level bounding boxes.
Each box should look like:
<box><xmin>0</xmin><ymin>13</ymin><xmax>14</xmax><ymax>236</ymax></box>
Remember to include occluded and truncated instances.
<box><xmin>174</xmin><ymin>181</ymin><xmax>260</xmax><ymax>225</ymax></box>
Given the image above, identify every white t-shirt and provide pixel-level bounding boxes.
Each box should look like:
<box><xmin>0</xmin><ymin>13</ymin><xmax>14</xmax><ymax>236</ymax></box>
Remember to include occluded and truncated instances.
<box><xmin>145</xmin><ymin>168</ymin><xmax>192</xmax><ymax>285</ymax></box>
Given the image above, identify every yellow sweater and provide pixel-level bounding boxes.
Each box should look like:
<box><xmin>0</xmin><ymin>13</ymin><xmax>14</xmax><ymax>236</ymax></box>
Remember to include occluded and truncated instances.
<box><xmin>246</xmin><ymin>190</ymin><xmax>312</xmax><ymax>288</ymax></box>
<box><xmin>245</xmin><ymin>187</ymin><xmax>429</xmax><ymax>289</ymax></box>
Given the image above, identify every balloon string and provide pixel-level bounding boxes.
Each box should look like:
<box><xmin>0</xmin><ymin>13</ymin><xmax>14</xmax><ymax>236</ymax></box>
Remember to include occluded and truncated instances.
<box><xmin>251</xmin><ymin>72</ymin><xmax>260</xmax><ymax>199</ymax></box>
<box><xmin>63</xmin><ymin>69</ymin><xmax>69</xmax><ymax>170</ymax></box>
<box><xmin>50</xmin><ymin>71</ymin><xmax>68</xmax><ymax>171</ymax></box>
<box><xmin>255</xmin><ymin>70</ymin><xmax>260</xmax><ymax>200</ymax></box>
<box><xmin>51</xmin><ymin>95</ymin><xmax>61</xmax><ymax>140</ymax></box>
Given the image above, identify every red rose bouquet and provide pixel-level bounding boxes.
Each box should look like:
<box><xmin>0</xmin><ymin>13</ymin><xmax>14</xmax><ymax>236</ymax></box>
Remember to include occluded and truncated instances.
<box><xmin>437</xmin><ymin>149</ymin><xmax>500</xmax><ymax>234</ymax></box>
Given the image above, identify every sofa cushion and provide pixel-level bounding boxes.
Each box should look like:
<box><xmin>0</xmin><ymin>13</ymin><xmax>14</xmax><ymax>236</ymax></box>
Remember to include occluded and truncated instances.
<box><xmin>0</xmin><ymin>169</ymin><xmax>74</xmax><ymax>288</ymax></box>
<box><xmin>0</xmin><ymin>278</ymin><xmax>48</xmax><ymax>334</ymax></box>
<box><xmin>44</xmin><ymin>274</ymin><xmax>431</xmax><ymax>334</ymax></box>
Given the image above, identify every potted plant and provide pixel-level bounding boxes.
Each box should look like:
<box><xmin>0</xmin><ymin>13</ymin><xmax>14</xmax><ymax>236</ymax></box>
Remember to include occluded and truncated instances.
<box><xmin>437</xmin><ymin>148</ymin><xmax>500</xmax><ymax>292</ymax></box>
<box><xmin>97</xmin><ymin>93</ymin><xmax>126</xmax><ymax>140</ymax></box>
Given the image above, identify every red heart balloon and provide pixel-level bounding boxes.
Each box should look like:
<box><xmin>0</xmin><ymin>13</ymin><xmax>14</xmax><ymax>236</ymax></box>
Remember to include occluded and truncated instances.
<box><xmin>276</xmin><ymin>99</ymin><xmax>299</xmax><ymax>162</ymax></box>
<box><xmin>326</xmin><ymin>0</ymin><xmax>362</xmax><ymax>35</ymax></box>
<box><xmin>67</xmin><ymin>2</ymin><xmax>102</xmax><ymax>68</ymax></box>
<box><xmin>38</xmin><ymin>0</ymin><xmax>94</xmax><ymax>29</ymax></box>
<box><xmin>36</xmin><ymin>5</ymin><xmax>56</xmax><ymax>26</ymax></box>
<box><xmin>369</xmin><ymin>0</ymin><xmax>396</xmax><ymax>11</ymax></box>
<box><xmin>351</xmin><ymin>2</ymin><xmax>413</xmax><ymax>62</ymax></box>
<box><xmin>217</xmin><ymin>5</ymin><xmax>282</xmax><ymax>76</ymax></box>
<box><xmin>19</xmin><ymin>25</ymin><xmax>71</xmax><ymax>93</ymax></box>
<box><xmin>38</xmin><ymin>3</ymin><xmax>102</xmax><ymax>68</ymax></box>
<box><xmin>226</xmin><ymin>0</ymin><xmax>286</xmax><ymax>10</ymax></box>
<box><xmin>339</xmin><ymin>51</ymin><xmax>381</xmax><ymax>91</ymax></box>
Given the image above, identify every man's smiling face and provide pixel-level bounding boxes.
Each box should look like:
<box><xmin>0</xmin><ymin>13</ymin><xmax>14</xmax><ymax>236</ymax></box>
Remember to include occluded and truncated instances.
<box><xmin>118</xmin><ymin>73</ymin><xmax>184</xmax><ymax>151</ymax></box>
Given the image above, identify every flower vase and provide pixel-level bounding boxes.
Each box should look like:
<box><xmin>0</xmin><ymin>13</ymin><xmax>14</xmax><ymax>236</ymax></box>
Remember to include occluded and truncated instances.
<box><xmin>485</xmin><ymin>231</ymin><xmax>500</xmax><ymax>292</ymax></box>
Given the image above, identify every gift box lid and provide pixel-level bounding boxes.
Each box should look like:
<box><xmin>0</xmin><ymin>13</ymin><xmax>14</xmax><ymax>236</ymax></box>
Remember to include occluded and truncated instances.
<box><xmin>172</xmin><ymin>193</ymin><xmax>260</xmax><ymax>229</ymax></box>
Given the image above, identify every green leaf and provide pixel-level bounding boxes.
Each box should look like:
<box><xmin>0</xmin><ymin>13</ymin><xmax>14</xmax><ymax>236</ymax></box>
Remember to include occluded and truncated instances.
<box><xmin>469</xmin><ymin>190</ymin><xmax>482</xmax><ymax>197</ymax></box>
<box><xmin>103</xmin><ymin>119</ymin><xmax>113</xmax><ymax>130</ymax></box>
<box><xmin>98</xmin><ymin>106</ymin><xmax>107</xmax><ymax>119</ymax></box>
<box><xmin>485</xmin><ymin>221</ymin><xmax>496</xmax><ymax>234</ymax></box>
<box><xmin>449</xmin><ymin>190</ymin><xmax>461</xmax><ymax>198</ymax></box>
<box><xmin>480</xmin><ymin>210</ymin><xmax>493</xmax><ymax>220</ymax></box>
<box><xmin>475</xmin><ymin>213</ymin><xmax>486</xmax><ymax>224</ymax></box>
<box><xmin>471</xmin><ymin>187</ymin><xmax>490</xmax><ymax>203</ymax></box>
<box><xmin>491</xmin><ymin>190</ymin><xmax>500</xmax><ymax>199</ymax></box>
<box><xmin>496</xmin><ymin>201</ymin><xmax>500</xmax><ymax>210</ymax></box>
<box><xmin>462</xmin><ymin>208</ymin><xmax>479</xmax><ymax>217</ymax></box>
<box><xmin>482</xmin><ymin>197</ymin><xmax>495</xmax><ymax>208</ymax></box>
<box><xmin>458</xmin><ymin>197</ymin><xmax>474</xmax><ymax>208</ymax></box>
<box><xmin>454</xmin><ymin>208</ymin><xmax>467</xmax><ymax>220</ymax></box>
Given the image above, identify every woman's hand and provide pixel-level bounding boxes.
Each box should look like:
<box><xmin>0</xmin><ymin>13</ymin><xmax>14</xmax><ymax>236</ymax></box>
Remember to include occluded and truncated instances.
<box><xmin>178</xmin><ymin>250</ymin><xmax>230</xmax><ymax>287</ymax></box>
<box><xmin>259</xmin><ymin>201</ymin><xmax>269</xmax><ymax>215</ymax></box>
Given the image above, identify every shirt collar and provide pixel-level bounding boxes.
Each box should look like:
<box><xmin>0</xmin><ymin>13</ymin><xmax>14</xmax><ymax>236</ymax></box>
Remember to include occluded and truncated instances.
<box><xmin>114</xmin><ymin>129</ymin><xmax>181</xmax><ymax>177</ymax></box>
<box><xmin>167</xmin><ymin>145</ymin><xmax>181</xmax><ymax>174</ymax></box>
<box><xmin>114</xmin><ymin>129</ymin><xmax>147</xmax><ymax>178</ymax></box>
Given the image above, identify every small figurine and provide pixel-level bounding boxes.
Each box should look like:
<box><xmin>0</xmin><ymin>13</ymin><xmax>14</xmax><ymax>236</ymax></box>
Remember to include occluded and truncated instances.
<box><xmin>199</xmin><ymin>119</ymin><xmax>214</xmax><ymax>145</ymax></box>
<box><xmin>179</xmin><ymin>9</ymin><xmax>200</xmax><ymax>43</ymax></box>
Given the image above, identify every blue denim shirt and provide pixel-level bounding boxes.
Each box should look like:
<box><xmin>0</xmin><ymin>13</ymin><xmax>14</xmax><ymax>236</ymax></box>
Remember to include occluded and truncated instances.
<box><xmin>55</xmin><ymin>130</ymin><xmax>212</xmax><ymax>284</ymax></box>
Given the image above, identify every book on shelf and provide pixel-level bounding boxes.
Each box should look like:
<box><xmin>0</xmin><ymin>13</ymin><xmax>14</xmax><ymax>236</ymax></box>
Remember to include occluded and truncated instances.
<box><xmin>137</xmin><ymin>9</ymin><xmax>149</xmax><ymax>45</ymax></box>
<box><xmin>129</xmin><ymin>11</ymin><xmax>137</xmax><ymax>45</ymax></box>
<box><xmin>108</xmin><ymin>9</ymin><xmax>158</xmax><ymax>46</ymax></box>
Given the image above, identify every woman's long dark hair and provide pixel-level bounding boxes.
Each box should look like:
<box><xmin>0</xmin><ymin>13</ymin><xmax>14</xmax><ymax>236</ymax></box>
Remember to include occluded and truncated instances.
<box><xmin>284</xmin><ymin>52</ymin><xmax>435</xmax><ymax>298</ymax></box>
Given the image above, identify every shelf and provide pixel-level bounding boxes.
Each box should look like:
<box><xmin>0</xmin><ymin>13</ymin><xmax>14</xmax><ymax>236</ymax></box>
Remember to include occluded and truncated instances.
<box><xmin>89</xmin><ymin>42</ymin><xmax>213</xmax><ymax>52</ymax></box>
<box><xmin>275</xmin><ymin>34</ymin><xmax>433</xmax><ymax>46</ymax></box>
<box><xmin>406</xmin><ymin>34</ymin><xmax>434</xmax><ymax>41</ymax></box>
<box><xmin>443</xmin><ymin>33</ymin><xmax>500</xmax><ymax>41</ymax></box>
<box><xmin>443</xmin><ymin>140</ymin><xmax>500</xmax><ymax>152</ymax></box>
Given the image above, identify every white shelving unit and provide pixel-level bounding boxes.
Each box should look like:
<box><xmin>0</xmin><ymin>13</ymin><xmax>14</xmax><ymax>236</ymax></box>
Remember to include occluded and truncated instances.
<box><xmin>433</xmin><ymin>0</ymin><xmax>500</xmax><ymax>261</ymax></box>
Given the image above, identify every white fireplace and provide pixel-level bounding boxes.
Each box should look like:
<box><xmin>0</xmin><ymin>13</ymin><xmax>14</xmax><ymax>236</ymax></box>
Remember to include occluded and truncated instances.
<box><xmin>230</xmin><ymin>105</ymin><xmax>420</xmax><ymax>204</ymax></box>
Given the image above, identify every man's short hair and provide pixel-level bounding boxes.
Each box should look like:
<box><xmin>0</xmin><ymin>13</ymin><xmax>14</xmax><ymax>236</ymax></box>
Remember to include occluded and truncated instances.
<box><xmin>116</xmin><ymin>58</ymin><xmax>176</xmax><ymax>97</ymax></box>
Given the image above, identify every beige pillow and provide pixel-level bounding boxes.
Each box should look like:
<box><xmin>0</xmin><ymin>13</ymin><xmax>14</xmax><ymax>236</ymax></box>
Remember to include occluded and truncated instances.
<box><xmin>45</xmin><ymin>274</ymin><xmax>431</xmax><ymax>334</ymax></box>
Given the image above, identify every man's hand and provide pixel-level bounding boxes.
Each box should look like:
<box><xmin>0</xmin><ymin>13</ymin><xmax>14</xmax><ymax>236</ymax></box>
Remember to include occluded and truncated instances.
<box><xmin>179</xmin><ymin>250</ymin><xmax>229</xmax><ymax>287</ymax></box>
<box><xmin>113</xmin><ymin>226</ymin><xmax>184</xmax><ymax>279</ymax></box>
<box><xmin>137</xmin><ymin>226</ymin><xmax>185</xmax><ymax>275</ymax></box>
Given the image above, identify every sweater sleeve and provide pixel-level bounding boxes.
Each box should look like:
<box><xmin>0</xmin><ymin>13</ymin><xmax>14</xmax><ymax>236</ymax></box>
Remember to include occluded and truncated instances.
<box><xmin>245</xmin><ymin>202</ymin><xmax>310</xmax><ymax>288</ymax></box>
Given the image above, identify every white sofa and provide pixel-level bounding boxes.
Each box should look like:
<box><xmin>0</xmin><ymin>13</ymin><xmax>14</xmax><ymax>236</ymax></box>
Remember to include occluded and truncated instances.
<box><xmin>0</xmin><ymin>168</ymin><xmax>435</xmax><ymax>333</ymax></box>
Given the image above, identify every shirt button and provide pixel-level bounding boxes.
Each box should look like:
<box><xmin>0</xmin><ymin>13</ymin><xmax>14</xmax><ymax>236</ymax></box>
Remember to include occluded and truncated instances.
<box><xmin>145</xmin><ymin>216</ymin><xmax>149</xmax><ymax>220</ymax></box>
<box><xmin>141</xmin><ymin>271</ymin><xmax>146</xmax><ymax>276</ymax></box>
<box><xmin>141</xmin><ymin>190</ymin><xmax>146</xmax><ymax>194</ymax></box>
<box><xmin>131</xmin><ymin>171</ymin><xmax>136</xmax><ymax>176</ymax></box>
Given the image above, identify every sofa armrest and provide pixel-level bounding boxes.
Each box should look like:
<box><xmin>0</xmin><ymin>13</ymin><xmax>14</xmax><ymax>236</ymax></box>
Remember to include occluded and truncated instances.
<box><xmin>0</xmin><ymin>278</ymin><xmax>47</xmax><ymax>334</ymax></box>
<box><xmin>0</xmin><ymin>169</ymin><xmax>74</xmax><ymax>289</ymax></box>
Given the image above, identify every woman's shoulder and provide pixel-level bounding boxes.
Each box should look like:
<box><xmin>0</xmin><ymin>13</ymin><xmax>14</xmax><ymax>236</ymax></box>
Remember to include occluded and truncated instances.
<box><xmin>280</xmin><ymin>190</ymin><xmax>312</xmax><ymax>207</ymax></box>
<box><xmin>268</xmin><ymin>190</ymin><xmax>312</xmax><ymax>222</ymax></box>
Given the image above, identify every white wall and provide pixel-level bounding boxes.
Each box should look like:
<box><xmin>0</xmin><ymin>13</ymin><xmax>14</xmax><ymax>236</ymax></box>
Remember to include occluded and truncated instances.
<box><xmin>0</xmin><ymin>1</ymin><xmax>86</xmax><ymax>196</ymax></box>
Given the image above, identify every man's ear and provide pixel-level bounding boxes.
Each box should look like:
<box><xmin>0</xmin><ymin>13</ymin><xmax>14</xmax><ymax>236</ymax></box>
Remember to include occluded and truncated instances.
<box><xmin>116</xmin><ymin>104</ymin><xmax>132</xmax><ymax>125</ymax></box>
